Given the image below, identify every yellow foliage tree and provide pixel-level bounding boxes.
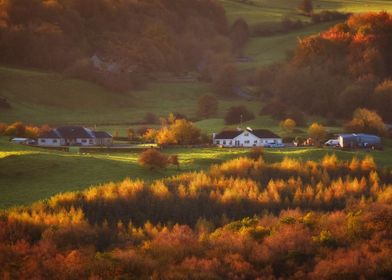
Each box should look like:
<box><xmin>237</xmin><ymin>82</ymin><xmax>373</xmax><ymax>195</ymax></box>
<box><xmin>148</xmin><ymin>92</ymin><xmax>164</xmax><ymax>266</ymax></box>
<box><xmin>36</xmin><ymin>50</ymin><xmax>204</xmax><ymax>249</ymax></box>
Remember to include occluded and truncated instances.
<box><xmin>156</xmin><ymin>127</ymin><xmax>177</xmax><ymax>145</ymax></box>
<box><xmin>308</xmin><ymin>122</ymin><xmax>327</xmax><ymax>146</ymax></box>
<box><xmin>280</xmin><ymin>118</ymin><xmax>296</xmax><ymax>133</ymax></box>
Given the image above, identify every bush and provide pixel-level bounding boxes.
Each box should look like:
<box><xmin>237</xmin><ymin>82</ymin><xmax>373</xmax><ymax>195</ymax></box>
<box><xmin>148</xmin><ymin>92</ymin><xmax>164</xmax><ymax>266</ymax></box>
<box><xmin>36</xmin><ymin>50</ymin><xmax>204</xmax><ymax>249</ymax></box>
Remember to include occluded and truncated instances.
<box><xmin>138</xmin><ymin>149</ymin><xmax>168</xmax><ymax>170</ymax></box>
<box><xmin>225</xmin><ymin>106</ymin><xmax>255</xmax><ymax>125</ymax></box>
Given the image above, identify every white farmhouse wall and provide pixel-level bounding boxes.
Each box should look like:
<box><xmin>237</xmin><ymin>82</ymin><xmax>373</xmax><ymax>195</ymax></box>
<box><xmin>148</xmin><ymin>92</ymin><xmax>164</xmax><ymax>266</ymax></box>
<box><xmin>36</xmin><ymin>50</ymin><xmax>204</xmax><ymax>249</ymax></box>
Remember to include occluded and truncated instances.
<box><xmin>76</xmin><ymin>138</ymin><xmax>96</xmax><ymax>146</ymax></box>
<box><xmin>214</xmin><ymin>131</ymin><xmax>282</xmax><ymax>147</ymax></box>
<box><xmin>233</xmin><ymin>131</ymin><xmax>260</xmax><ymax>147</ymax></box>
<box><xmin>38</xmin><ymin>138</ymin><xmax>63</xmax><ymax>147</ymax></box>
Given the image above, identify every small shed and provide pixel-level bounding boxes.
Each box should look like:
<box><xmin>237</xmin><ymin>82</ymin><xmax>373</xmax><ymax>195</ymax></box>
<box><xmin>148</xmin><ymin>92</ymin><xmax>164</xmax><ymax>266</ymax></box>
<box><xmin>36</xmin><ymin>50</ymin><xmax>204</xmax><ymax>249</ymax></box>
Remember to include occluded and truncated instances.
<box><xmin>11</xmin><ymin>138</ymin><xmax>29</xmax><ymax>144</ymax></box>
<box><xmin>338</xmin><ymin>134</ymin><xmax>381</xmax><ymax>149</ymax></box>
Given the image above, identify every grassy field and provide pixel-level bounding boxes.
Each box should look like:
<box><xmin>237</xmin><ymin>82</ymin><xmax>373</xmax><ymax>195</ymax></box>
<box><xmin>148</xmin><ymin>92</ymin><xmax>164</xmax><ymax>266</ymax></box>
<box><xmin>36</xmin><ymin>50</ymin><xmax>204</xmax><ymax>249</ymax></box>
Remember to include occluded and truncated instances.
<box><xmin>222</xmin><ymin>0</ymin><xmax>392</xmax><ymax>25</ymax></box>
<box><xmin>1</xmin><ymin>137</ymin><xmax>391</xmax><ymax>209</ymax></box>
<box><xmin>0</xmin><ymin>66</ymin><xmax>267</xmax><ymax>126</ymax></box>
<box><xmin>240</xmin><ymin>21</ymin><xmax>337</xmax><ymax>69</ymax></box>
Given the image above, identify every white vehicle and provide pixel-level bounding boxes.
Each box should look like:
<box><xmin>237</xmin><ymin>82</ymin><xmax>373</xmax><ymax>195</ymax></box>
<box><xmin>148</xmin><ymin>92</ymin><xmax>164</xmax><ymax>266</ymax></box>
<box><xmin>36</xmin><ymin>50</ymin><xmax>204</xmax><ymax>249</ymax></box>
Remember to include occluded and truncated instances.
<box><xmin>266</xmin><ymin>143</ymin><xmax>285</xmax><ymax>148</ymax></box>
<box><xmin>324</xmin><ymin>139</ymin><xmax>339</xmax><ymax>147</ymax></box>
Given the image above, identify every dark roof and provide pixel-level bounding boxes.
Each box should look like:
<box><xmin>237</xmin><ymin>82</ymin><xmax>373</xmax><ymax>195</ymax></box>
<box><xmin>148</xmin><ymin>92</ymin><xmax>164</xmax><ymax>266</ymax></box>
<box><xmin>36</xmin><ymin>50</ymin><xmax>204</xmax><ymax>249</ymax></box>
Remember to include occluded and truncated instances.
<box><xmin>214</xmin><ymin>130</ymin><xmax>242</xmax><ymax>139</ymax></box>
<box><xmin>251</xmin><ymin>129</ymin><xmax>280</xmax><ymax>139</ymax></box>
<box><xmin>93</xmin><ymin>131</ymin><xmax>112</xmax><ymax>138</ymax></box>
<box><xmin>56</xmin><ymin>126</ymin><xmax>95</xmax><ymax>138</ymax></box>
<box><xmin>39</xmin><ymin>126</ymin><xmax>112</xmax><ymax>139</ymax></box>
<box><xmin>39</xmin><ymin>129</ymin><xmax>62</xmax><ymax>138</ymax></box>
<box><xmin>40</xmin><ymin>126</ymin><xmax>95</xmax><ymax>139</ymax></box>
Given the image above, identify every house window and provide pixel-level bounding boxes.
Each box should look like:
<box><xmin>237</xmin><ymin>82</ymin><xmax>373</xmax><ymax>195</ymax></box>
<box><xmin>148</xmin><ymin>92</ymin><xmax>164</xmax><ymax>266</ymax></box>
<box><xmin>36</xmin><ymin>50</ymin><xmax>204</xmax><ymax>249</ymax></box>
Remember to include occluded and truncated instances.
<box><xmin>82</xmin><ymin>139</ymin><xmax>87</xmax><ymax>143</ymax></box>
<box><xmin>41</xmin><ymin>139</ymin><xmax>46</xmax><ymax>143</ymax></box>
<box><xmin>223</xmin><ymin>140</ymin><xmax>226</xmax><ymax>145</ymax></box>
<box><xmin>245</xmin><ymin>140</ymin><xmax>250</xmax><ymax>144</ymax></box>
<box><xmin>254</xmin><ymin>140</ymin><xmax>257</xmax><ymax>143</ymax></box>
<box><xmin>89</xmin><ymin>139</ymin><xmax>93</xmax><ymax>144</ymax></box>
<box><xmin>229</xmin><ymin>141</ymin><xmax>232</xmax><ymax>145</ymax></box>
<box><xmin>244</xmin><ymin>133</ymin><xmax>249</xmax><ymax>136</ymax></box>
<box><xmin>216</xmin><ymin>140</ymin><xmax>220</xmax><ymax>144</ymax></box>
<box><xmin>53</xmin><ymin>139</ymin><xmax>58</xmax><ymax>143</ymax></box>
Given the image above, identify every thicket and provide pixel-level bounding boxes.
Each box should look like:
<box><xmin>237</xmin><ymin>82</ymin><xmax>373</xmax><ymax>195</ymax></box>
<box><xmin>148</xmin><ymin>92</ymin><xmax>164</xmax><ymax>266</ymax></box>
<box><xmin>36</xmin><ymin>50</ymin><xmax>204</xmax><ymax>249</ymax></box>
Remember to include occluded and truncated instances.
<box><xmin>1</xmin><ymin>154</ymin><xmax>391</xmax><ymax>279</ymax></box>
<box><xmin>0</xmin><ymin>121</ymin><xmax>50</xmax><ymax>138</ymax></box>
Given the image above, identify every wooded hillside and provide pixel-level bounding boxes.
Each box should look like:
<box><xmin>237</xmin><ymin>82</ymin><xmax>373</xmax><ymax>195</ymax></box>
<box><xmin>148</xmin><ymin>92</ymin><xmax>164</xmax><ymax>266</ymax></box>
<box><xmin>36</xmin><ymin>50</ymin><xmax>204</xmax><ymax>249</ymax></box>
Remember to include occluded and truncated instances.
<box><xmin>0</xmin><ymin>0</ymin><xmax>228</xmax><ymax>89</ymax></box>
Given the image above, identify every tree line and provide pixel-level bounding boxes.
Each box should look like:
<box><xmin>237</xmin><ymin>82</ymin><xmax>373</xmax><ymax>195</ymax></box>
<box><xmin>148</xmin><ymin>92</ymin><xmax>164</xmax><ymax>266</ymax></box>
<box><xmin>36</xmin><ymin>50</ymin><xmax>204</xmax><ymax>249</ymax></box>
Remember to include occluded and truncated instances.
<box><xmin>255</xmin><ymin>12</ymin><xmax>392</xmax><ymax>123</ymax></box>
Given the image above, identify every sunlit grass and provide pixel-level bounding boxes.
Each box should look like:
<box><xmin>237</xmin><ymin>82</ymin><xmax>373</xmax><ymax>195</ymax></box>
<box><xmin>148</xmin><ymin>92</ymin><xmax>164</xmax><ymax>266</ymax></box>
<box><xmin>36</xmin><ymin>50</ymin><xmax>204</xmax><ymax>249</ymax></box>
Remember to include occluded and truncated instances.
<box><xmin>222</xmin><ymin>0</ymin><xmax>392</xmax><ymax>26</ymax></box>
<box><xmin>0</xmin><ymin>151</ymin><xmax>40</xmax><ymax>159</ymax></box>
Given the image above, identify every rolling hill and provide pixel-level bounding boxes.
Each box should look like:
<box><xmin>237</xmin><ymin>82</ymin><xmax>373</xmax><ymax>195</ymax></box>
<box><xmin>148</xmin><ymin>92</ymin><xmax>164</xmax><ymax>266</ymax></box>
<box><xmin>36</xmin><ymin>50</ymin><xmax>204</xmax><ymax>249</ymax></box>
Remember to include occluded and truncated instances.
<box><xmin>222</xmin><ymin>0</ymin><xmax>392</xmax><ymax>25</ymax></box>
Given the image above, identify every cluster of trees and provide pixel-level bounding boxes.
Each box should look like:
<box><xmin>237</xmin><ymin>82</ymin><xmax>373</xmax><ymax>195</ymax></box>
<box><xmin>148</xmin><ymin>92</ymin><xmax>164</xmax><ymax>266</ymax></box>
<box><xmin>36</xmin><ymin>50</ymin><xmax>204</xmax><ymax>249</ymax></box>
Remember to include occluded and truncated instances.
<box><xmin>0</xmin><ymin>155</ymin><xmax>391</xmax><ymax>278</ymax></box>
<box><xmin>0</xmin><ymin>0</ymin><xmax>228</xmax><ymax>91</ymax></box>
<box><xmin>256</xmin><ymin>12</ymin><xmax>392</xmax><ymax>122</ymax></box>
<box><xmin>345</xmin><ymin>108</ymin><xmax>387</xmax><ymax>135</ymax></box>
<box><xmin>0</xmin><ymin>122</ymin><xmax>50</xmax><ymax>138</ymax></box>
<box><xmin>142</xmin><ymin>113</ymin><xmax>203</xmax><ymax>145</ymax></box>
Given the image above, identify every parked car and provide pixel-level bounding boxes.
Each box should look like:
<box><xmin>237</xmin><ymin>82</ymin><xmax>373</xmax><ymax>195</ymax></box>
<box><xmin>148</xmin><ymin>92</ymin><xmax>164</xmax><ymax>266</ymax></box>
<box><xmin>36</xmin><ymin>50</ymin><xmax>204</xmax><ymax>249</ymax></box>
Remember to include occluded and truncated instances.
<box><xmin>324</xmin><ymin>139</ymin><xmax>339</xmax><ymax>147</ymax></box>
<box><xmin>266</xmin><ymin>143</ymin><xmax>285</xmax><ymax>148</ymax></box>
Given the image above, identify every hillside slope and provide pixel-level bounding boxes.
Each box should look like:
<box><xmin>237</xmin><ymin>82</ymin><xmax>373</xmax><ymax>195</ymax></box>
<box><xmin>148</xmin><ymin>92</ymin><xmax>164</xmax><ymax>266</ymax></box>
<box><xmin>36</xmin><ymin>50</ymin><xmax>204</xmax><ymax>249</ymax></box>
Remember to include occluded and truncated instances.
<box><xmin>222</xmin><ymin>0</ymin><xmax>392</xmax><ymax>25</ymax></box>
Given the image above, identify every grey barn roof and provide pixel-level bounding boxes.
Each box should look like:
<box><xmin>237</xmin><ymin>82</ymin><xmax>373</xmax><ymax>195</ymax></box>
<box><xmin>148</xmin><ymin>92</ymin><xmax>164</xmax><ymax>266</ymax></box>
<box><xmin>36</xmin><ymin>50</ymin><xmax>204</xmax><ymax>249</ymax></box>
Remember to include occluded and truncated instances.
<box><xmin>93</xmin><ymin>131</ymin><xmax>112</xmax><ymax>138</ymax></box>
<box><xmin>214</xmin><ymin>130</ymin><xmax>243</xmax><ymax>139</ymax></box>
<box><xmin>251</xmin><ymin>129</ymin><xmax>280</xmax><ymax>139</ymax></box>
<box><xmin>40</xmin><ymin>126</ymin><xmax>111</xmax><ymax>139</ymax></box>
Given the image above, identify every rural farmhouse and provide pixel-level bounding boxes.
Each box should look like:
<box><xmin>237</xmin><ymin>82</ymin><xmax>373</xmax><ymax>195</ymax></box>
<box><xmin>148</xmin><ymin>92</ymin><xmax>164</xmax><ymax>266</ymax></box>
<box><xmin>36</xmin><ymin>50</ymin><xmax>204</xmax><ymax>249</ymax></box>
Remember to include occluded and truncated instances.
<box><xmin>38</xmin><ymin>126</ymin><xmax>112</xmax><ymax>147</ymax></box>
<box><xmin>213</xmin><ymin>128</ymin><xmax>282</xmax><ymax>147</ymax></box>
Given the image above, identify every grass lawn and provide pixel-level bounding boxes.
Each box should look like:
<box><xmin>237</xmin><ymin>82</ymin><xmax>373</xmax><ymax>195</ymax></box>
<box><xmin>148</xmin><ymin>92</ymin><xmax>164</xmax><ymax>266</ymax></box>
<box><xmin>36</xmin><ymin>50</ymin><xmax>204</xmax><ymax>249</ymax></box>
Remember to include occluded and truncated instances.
<box><xmin>240</xmin><ymin>21</ymin><xmax>338</xmax><ymax>69</ymax></box>
<box><xmin>222</xmin><ymin>0</ymin><xmax>392</xmax><ymax>26</ymax></box>
<box><xmin>0</xmin><ymin>66</ymin><xmax>268</xmax><ymax>126</ymax></box>
<box><xmin>1</xmin><ymin>136</ymin><xmax>391</xmax><ymax>209</ymax></box>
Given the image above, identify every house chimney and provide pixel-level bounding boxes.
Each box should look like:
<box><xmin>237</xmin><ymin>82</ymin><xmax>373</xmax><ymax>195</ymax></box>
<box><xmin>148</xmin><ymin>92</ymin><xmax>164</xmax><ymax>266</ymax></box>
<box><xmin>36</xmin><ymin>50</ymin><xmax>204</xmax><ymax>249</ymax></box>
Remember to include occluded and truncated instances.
<box><xmin>212</xmin><ymin>133</ymin><xmax>216</xmax><ymax>140</ymax></box>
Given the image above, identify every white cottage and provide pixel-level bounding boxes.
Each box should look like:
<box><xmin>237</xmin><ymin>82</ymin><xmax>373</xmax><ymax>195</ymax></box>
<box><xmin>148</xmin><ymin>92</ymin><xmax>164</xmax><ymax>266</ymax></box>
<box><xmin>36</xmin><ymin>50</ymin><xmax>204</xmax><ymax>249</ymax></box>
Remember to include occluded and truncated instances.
<box><xmin>38</xmin><ymin>126</ymin><xmax>112</xmax><ymax>147</ymax></box>
<box><xmin>213</xmin><ymin>128</ymin><xmax>282</xmax><ymax>147</ymax></box>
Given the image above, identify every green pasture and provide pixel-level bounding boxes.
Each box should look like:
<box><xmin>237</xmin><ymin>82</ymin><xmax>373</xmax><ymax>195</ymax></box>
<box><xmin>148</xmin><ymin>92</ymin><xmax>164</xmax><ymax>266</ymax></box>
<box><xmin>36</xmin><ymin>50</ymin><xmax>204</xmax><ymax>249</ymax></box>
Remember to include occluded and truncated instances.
<box><xmin>1</xmin><ymin>137</ymin><xmax>391</xmax><ymax>209</ymax></box>
<box><xmin>222</xmin><ymin>0</ymin><xmax>392</xmax><ymax>25</ymax></box>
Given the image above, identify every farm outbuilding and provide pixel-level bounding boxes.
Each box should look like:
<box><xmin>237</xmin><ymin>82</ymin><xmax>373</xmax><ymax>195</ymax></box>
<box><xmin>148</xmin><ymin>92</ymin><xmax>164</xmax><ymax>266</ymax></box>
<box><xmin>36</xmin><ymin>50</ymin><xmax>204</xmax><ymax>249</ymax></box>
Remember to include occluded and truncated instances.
<box><xmin>338</xmin><ymin>134</ymin><xmax>382</xmax><ymax>149</ymax></box>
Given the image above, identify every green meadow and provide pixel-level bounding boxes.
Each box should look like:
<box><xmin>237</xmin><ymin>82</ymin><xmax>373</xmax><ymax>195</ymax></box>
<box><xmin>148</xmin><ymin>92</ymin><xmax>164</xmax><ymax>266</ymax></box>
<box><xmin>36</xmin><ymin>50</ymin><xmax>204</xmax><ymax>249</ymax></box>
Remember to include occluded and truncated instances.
<box><xmin>222</xmin><ymin>0</ymin><xmax>392</xmax><ymax>25</ymax></box>
<box><xmin>1</xmin><ymin>137</ymin><xmax>391</xmax><ymax>209</ymax></box>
